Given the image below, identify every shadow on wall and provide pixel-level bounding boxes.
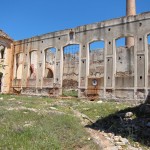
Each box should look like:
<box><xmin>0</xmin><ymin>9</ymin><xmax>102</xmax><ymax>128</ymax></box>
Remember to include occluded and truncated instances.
<box><xmin>86</xmin><ymin>101</ymin><xmax>150</xmax><ymax>147</ymax></box>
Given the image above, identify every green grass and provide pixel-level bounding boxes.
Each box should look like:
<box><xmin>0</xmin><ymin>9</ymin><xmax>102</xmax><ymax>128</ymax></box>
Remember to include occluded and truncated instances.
<box><xmin>0</xmin><ymin>112</ymin><xmax>93</xmax><ymax>149</ymax></box>
<box><xmin>74</xmin><ymin>101</ymin><xmax>131</xmax><ymax>121</ymax></box>
<box><xmin>0</xmin><ymin>94</ymin><xmax>149</xmax><ymax>150</ymax></box>
<box><xmin>62</xmin><ymin>90</ymin><xmax>78</xmax><ymax>97</ymax></box>
<box><xmin>0</xmin><ymin>94</ymin><xmax>98</xmax><ymax>150</ymax></box>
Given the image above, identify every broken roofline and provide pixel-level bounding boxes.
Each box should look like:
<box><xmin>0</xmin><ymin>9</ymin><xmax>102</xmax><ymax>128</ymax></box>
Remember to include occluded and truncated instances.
<box><xmin>15</xmin><ymin>11</ymin><xmax>150</xmax><ymax>43</ymax></box>
<box><xmin>0</xmin><ymin>30</ymin><xmax>13</xmax><ymax>41</ymax></box>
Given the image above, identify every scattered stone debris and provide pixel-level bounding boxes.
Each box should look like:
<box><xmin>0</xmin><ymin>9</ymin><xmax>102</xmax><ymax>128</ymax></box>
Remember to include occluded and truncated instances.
<box><xmin>97</xmin><ymin>100</ymin><xmax>103</xmax><ymax>104</ymax></box>
<box><xmin>49</xmin><ymin>107</ymin><xmax>57</xmax><ymax>110</ymax></box>
<box><xmin>125</xmin><ymin>112</ymin><xmax>133</xmax><ymax>118</ymax></box>
<box><xmin>6</xmin><ymin>106</ymin><xmax>38</xmax><ymax>112</ymax></box>
<box><xmin>23</xmin><ymin>121</ymin><xmax>34</xmax><ymax>128</ymax></box>
<box><xmin>81</xmin><ymin>113</ymin><xmax>94</xmax><ymax>124</ymax></box>
<box><xmin>87</xmin><ymin>137</ymin><xmax>91</xmax><ymax>141</ymax></box>
<box><xmin>72</xmin><ymin>109</ymin><xmax>117</xmax><ymax>150</ymax></box>
<box><xmin>90</xmin><ymin>104</ymin><xmax>150</xmax><ymax>149</ymax></box>
<box><xmin>82</xmin><ymin>108</ymin><xmax>90</xmax><ymax>111</ymax></box>
<box><xmin>93</xmin><ymin>124</ymin><xmax>148</xmax><ymax>150</ymax></box>
<box><xmin>8</xmin><ymin>98</ymin><xmax>16</xmax><ymax>101</ymax></box>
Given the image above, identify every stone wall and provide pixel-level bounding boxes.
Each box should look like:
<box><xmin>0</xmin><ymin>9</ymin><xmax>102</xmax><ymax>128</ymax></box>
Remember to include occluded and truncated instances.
<box><xmin>0</xmin><ymin>31</ymin><xmax>14</xmax><ymax>93</ymax></box>
<box><xmin>9</xmin><ymin>11</ymin><xmax>150</xmax><ymax>100</ymax></box>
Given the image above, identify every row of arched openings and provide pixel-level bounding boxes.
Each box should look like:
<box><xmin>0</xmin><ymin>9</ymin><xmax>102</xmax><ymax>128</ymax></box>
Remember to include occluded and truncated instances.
<box><xmin>15</xmin><ymin>34</ymin><xmax>150</xmax><ymax>85</ymax></box>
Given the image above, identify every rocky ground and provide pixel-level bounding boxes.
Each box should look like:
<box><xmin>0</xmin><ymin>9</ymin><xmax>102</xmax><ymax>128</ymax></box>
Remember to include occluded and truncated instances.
<box><xmin>76</xmin><ymin>101</ymin><xmax>150</xmax><ymax>150</ymax></box>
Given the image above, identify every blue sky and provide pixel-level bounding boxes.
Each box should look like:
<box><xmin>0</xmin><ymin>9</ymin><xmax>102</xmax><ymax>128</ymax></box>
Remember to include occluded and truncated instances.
<box><xmin>0</xmin><ymin>0</ymin><xmax>150</xmax><ymax>40</ymax></box>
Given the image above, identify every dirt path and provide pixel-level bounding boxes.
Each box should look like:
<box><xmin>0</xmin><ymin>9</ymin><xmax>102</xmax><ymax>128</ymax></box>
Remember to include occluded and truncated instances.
<box><xmin>72</xmin><ymin>109</ymin><xmax>118</xmax><ymax>150</ymax></box>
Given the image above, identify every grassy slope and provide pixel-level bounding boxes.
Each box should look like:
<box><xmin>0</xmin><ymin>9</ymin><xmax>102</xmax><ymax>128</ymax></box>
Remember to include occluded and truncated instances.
<box><xmin>74</xmin><ymin>101</ymin><xmax>130</xmax><ymax>121</ymax></box>
<box><xmin>0</xmin><ymin>95</ymin><xmax>149</xmax><ymax>150</ymax></box>
<box><xmin>0</xmin><ymin>95</ymin><xmax>98</xmax><ymax>150</ymax></box>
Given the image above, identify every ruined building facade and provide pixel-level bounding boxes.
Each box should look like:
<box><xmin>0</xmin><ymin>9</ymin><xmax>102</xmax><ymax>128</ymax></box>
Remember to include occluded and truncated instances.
<box><xmin>1</xmin><ymin>11</ymin><xmax>150</xmax><ymax>100</ymax></box>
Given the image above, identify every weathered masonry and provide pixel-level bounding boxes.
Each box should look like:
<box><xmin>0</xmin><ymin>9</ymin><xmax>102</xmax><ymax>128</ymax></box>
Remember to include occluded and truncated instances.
<box><xmin>1</xmin><ymin>12</ymin><xmax>150</xmax><ymax>100</ymax></box>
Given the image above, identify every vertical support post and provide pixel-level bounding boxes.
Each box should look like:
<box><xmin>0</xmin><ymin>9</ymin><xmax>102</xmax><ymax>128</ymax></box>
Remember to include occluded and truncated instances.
<box><xmin>145</xmin><ymin>35</ymin><xmax>148</xmax><ymax>99</ymax></box>
<box><xmin>103</xmin><ymin>42</ymin><xmax>107</xmax><ymax>98</ymax></box>
<box><xmin>112</xmin><ymin>40</ymin><xmax>116</xmax><ymax>98</ymax></box>
<box><xmin>60</xmin><ymin>47</ymin><xmax>63</xmax><ymax>95</ymax></box>
<box><xmin>3</xmin><ymin>44</ymin><xmax>14</xmax><ymax>93</ymax></box>
<box><xmin>134</xmin><ymin>37</ymin><xmax>137</xmax><ymax>99</ymax></box>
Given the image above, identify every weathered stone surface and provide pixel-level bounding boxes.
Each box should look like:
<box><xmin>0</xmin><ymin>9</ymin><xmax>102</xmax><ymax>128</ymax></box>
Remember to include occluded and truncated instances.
<box><xmin>1</xmin><ymin>3</ymin><xmax>150</xmax><ymax>101</ymax></box>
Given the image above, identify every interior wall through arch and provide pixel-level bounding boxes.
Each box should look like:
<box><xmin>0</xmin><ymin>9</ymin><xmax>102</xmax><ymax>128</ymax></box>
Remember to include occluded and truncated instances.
<box><xmin>29</xmin><ymin>51</ymin><xmax>37</xmax><ymax>79</ymax></box>
<box><xmin>63</xmin><ymin>44</ymin><xmax>79</xmax><ymax>90</ymax></box>
<box><xmin>16</xmin><ymin>53</ymin><xmax>23</xmax><ymax>79</ymax></box>
<box><xmin>44</xmin><ymin>47</ymin><xmax>56</xmax><ymax>78</ymax></box>
<box><xmin>115</xmin><ymin>36</ymin><xmax>135</xmax><ymax>88</ymax></box>
<box><xmin>115</xmin><ymin>37</ymin><xmax>134</xmax><ymax>75</ymax></box>
<box><xmin>89</xmin><ymin>40</ymin><xmax>105</xmax><ymax>78</ymax></box>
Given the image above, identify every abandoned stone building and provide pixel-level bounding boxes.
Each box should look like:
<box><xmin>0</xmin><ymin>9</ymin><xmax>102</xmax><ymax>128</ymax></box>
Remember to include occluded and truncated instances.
<box><xmin>0</xmin><ymin>0</ymin><xmax>150</xmax><ymax>100</ymax></box>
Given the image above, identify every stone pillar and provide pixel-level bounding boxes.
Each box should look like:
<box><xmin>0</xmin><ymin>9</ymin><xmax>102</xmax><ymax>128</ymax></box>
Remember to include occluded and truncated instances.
<box><xmin>126</xmin><ymin>0</ymin><xmax>136</xmax><ymax>48</ymax></box>
<box><xmin>3</xmin><ymin>44</ymin><xmax>14</xmax><ymax>93</ymax></box>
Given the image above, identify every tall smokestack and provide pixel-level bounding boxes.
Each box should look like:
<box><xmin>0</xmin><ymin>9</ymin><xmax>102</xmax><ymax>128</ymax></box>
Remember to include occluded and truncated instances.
<box><xmin>126</xmin><ymin>0</ymin><xmax>136</xmax><ymax>47</ymax></box>
<box><xmin>126</xmin><ymin>0</ymin><xmax>136</xmax><ymax>16</ymax></box>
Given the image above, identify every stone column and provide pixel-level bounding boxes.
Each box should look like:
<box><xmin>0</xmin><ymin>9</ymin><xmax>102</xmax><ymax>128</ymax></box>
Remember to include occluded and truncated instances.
<box><xmin>126</xmin><ymin>0</ymin><xmax>136</xmax><ymax>48</ymax></box>
<box><xmin>3</xmin><ymin>44</ymin><xmax>14</xmax><ymax>93</ymax></box>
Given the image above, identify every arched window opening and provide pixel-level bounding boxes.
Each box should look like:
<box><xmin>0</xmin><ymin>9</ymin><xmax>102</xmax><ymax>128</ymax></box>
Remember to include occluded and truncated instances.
<box><xmin>63</xmin><ymin>44</ymin><xmax>79</xmax><ymax>94</ymax></box>
<box><xmin>1</xmin><ymin>49</ymin><xmax>4</xmax><ymax>59</ymax></box>
<box><xmin>45</xmin><ymin>47</ymin><xmax>56</xmax><ymax>65</ymax></box>
<box><xmin>45</xmin><ymin>47</ymin><xmax>56</xmax><ymax>78</ymax></box>
<box><xmin>115</xmin><ymin>37</ymin><xmax>134</xmax><ymax>75</ymax></box>
<box><xmin>16</xmin><ymin>53</ymin><xmax>23</xmax><ymax>79</ymax></box>
<box><xmin>115</xmin><ymin>36</ymin><xmax>135</xmax><ymax>90</ymax></box>
<box><xmin>0</xmin><ymin>45</ymin><xmax>5</xmax><ymax>59</ymax></box>
<box><xmin>30</xmin><ymin>51</ymin><xmax>37</xmax><ymax>79</ymax></box>
<box><xmin>89</xmin><ymin>41</ymin><xmax>104</xmax><ymax>77</ymax></box>
<box><xmin>90</xmin><ymin>41</ymin><xmax>104</xmax><ymax>50</ymax></box>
